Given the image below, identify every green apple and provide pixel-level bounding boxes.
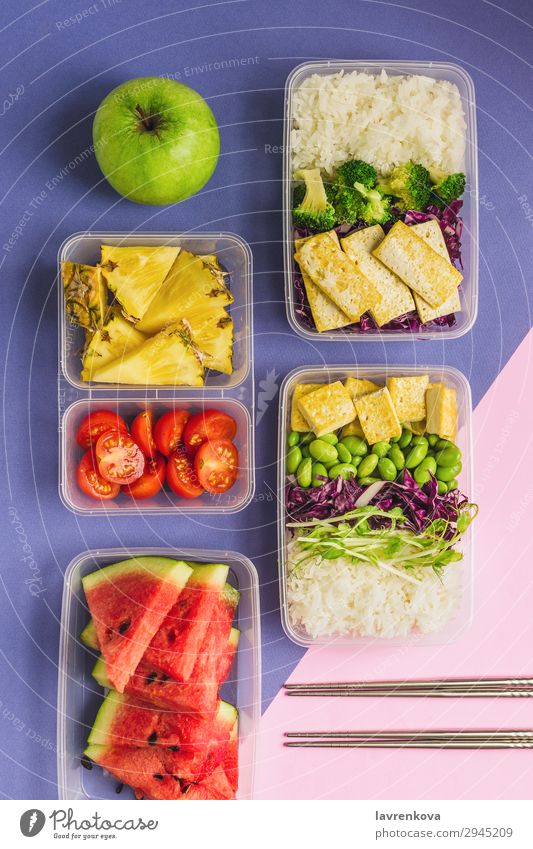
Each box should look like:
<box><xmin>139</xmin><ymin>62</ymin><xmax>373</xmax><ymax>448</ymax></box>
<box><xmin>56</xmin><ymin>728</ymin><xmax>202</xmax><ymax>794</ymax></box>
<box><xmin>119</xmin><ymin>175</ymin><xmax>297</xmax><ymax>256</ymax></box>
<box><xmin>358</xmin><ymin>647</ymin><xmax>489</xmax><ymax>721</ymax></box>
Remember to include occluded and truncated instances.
<box><xmin>93</xmin><ymin>77</ymin><xmax>220</xmax><ymax>205</ymax></box>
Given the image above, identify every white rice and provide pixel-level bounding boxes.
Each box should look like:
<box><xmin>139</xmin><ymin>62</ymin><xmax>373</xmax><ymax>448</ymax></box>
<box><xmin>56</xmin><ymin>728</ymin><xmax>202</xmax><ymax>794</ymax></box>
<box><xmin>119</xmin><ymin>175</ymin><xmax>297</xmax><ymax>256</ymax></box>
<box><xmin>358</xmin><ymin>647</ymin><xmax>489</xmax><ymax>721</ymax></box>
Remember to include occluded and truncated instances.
<box><xmin>287</xmin><ymin>539</ymin><xmax>462</xmax><ymax>639</ymax></box>
<box><xmin>290</xmin><ymin>70</ymin><xmax>466</xmax><ymax>176</ymax></box>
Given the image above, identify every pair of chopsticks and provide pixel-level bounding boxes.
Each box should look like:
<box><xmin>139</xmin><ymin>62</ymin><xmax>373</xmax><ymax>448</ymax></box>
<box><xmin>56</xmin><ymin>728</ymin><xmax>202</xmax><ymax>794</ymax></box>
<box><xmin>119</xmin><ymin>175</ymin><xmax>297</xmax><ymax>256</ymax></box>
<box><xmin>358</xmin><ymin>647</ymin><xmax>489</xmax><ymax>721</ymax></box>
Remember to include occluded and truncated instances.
<box><xmin>285</xmin><ymin>730</ymin><xmax>533</xmax><ymax>749</ymax></box>
<box><xmin>285</xmin><ymin>677</ymin><xmax>533</xmax><ymax>698</ymax></box>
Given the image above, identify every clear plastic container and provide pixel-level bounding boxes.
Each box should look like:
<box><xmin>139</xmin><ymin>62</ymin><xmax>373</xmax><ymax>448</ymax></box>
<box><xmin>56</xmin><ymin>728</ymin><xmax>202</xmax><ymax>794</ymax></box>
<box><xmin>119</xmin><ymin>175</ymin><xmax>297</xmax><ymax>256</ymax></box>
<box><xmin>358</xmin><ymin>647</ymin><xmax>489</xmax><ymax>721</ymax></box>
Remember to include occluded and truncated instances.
<box><xmin>60</xmin><ymin>397</ymin><xmax>254</xmax><ymax>515</ymax></box>
<box><xmin>283</xmin><ymin>61</ymin><xmax>478</xmax><ymax>341</ymax></box>
<box><xmin>57</xmin><ymin>547</ymin><xmax>261</xmax><ymax>801</ymax></box>
<box><xmin>278</xmin><ymin>364</ymin><xmax>474</xmax><ymax>647</ymax></box>
<box><xmin>58</xmin><ymin>231</ymin><xmax>252</xmax><ymax>392</ymax></box>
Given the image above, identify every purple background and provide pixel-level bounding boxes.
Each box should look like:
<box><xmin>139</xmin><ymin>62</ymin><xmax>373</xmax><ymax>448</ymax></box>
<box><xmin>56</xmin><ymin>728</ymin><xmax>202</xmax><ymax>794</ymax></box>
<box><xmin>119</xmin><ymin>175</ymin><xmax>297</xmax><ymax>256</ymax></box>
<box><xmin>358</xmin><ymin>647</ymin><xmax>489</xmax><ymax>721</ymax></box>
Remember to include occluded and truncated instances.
<box><xmin>0</xmin><ymin>0</ymin><xmax>531</xmax><ymax>799</ymax></box>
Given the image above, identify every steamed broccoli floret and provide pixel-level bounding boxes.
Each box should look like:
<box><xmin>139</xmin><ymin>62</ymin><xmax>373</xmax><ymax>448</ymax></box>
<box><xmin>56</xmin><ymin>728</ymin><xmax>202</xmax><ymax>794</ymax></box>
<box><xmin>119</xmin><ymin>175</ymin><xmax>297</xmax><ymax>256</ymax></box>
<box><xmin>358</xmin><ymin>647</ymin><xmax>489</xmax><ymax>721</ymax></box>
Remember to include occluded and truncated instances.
<box><xmin>378</xmin><ymin>162</ymin><xmax>432</xmax><ymax>211</ymax></box>
<box><xmin>353</xmin><ymin>182</ymin><xmax>393</xmax><ymax>225</ymax></box>
<box><xmin>430</xmin><ymin>171</ymin><xmax>466</xmax><ymax>208</ymax></box>
<box><xmin>292</xmin><ymin>169</ymin><xmax>336</xmax><ymax>231</ymax></box>
<box><xmin>335</xmin><ymin>159</ymin><xmax>377</xmax><ymax>190</ymax></box>
<box><xmin>333</xmin><ymin>186</ymin><xmax>363</xmax><ymax>225</ymax></box>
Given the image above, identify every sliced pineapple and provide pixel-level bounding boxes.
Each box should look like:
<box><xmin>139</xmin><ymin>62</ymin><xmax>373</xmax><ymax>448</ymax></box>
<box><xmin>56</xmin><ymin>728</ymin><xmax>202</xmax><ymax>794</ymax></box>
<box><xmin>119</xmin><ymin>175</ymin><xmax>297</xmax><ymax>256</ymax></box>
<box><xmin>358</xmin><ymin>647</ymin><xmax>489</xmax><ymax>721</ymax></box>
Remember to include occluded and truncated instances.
<box><xmin>184</xmin><ymin>308</ymin><xmax>233</xmax><ymax>375</ymax></box>
<box><xmin>100</xmin><ymin>245</ymin><xmax>180</xmax><ymax>322</ymax></box>
<box><xmin>137</xmin><ymin>250</ymin><xmax>233</xmax><ymax>336</ymax></box>
<box><xmin>90</xmin><ymin>320</ymin><xmax>204</xmax><ymax>386</ymax></box>
<box><xmin>62</xmin><ymin>261</ymin><xmax>107</xmax><ymax>332</ymax></box>
<box><xmin>81</xmin><ymin>307</ymin><xmax>147</xmax><ymax>382</ymax></box>
<box><xmin>198</xmin><ymin>253</ymin><xmax>230</xmax><ymax>288</ymax></box>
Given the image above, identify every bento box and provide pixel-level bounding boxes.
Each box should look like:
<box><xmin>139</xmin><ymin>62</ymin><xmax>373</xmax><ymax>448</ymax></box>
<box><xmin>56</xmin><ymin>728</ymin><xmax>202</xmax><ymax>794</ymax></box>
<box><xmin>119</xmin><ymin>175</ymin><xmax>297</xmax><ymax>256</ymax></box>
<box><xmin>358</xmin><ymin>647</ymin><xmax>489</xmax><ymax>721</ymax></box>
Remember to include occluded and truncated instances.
<box><xmin>283</xmin><ymin>61</ymin><xmax>478</xmax><ymax>341</ymax></box>
<box><xmin>57</xmin><ymin>547</ymin><xmax>261</xmax><ymax>801</ymax></box>
<box><xmin>278</xmin><ymin>364</ymin><xmax>474</xmax><ymax>647</ymax></box>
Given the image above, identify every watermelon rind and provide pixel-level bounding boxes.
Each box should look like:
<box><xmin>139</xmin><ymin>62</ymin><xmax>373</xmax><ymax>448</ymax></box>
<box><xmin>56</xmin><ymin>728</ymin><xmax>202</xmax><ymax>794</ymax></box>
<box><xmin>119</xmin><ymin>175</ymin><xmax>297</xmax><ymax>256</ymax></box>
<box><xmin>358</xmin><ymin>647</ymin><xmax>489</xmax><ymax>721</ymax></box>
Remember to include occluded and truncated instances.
<box><xmin>80</xmin><ymin>619</ymin><xmax>99</xmax><ymax>650</ymax></box>
<box><xmin>186</xmin><ymin>562</ymin><xmax>229</xmax><ymax>588</ymax></box>
<box><xmin>87</xmin><ymin>690</ymin><xmax>129</xmax><ymax>746</ymax></box>
<box><xmin>82</xmin><ymin>556</ymin><xmax>192</xmax><ymax>592</ymax></box>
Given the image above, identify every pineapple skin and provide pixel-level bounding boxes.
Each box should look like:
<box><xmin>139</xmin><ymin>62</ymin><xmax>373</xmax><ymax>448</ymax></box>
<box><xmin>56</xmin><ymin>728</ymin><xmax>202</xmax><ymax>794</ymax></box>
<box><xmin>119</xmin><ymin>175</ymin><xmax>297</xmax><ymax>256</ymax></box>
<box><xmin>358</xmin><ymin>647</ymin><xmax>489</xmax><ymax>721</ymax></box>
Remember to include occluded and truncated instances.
<box><xmin>62</xmin><ymin>261</ymin><xmax>108</xmax><ymax>332</ymax></box>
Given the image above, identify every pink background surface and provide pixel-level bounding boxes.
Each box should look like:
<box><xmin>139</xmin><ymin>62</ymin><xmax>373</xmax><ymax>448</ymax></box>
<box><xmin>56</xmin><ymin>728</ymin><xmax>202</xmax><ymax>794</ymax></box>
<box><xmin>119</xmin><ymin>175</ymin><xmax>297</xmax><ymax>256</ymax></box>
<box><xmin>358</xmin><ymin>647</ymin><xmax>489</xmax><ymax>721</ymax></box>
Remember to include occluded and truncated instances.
<box><xmin>255</xmin><ymin>330</ymin><xmax>533</xmax><ymax>799</ymax></box>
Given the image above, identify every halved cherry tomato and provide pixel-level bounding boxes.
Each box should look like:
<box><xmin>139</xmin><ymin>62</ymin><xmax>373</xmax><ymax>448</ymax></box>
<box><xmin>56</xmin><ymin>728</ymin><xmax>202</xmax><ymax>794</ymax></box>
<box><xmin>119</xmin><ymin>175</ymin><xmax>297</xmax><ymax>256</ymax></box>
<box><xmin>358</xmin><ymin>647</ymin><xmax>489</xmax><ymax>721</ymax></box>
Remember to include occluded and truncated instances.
<box><xmin>123</xmin><ymin>452</ymin><xmax>166</xmax><ymax>499</ymax></box>
<box><xmin>154</xmin><ymin>410</ymin><xmax>191</xmax><ymax>457</ymax></box>
<box><xmin>76</xmin><ymin>410</ymin><xmax>128</xmax><ymax>449</ymax></box>
<box><xmin>131</xmin><ymin>410</ymin><xmax>157</xmax><ymax>457</ymax></box>
<box><xmin>77</xmin><ymin>451</ymin><xmax>120</xmax><ymax>500</ymax></box>
<box><xmin>183</xmin><ymin>410</ymin><xmax>237</xmax><ymax>454</ymax></box>
<box><xmin>194</xmin><ymin>438</ymin><xmax>239</xmax><ymax>494</ymax></box>
<box><xmin>95</xmin><ymin>429</ymin><xmax>145</xmax><ymax>486</ymax></box>
<box><xmin>167</xmin><ymin>448</ymin><xmax>204</xmax><ymax>499</ymax></box>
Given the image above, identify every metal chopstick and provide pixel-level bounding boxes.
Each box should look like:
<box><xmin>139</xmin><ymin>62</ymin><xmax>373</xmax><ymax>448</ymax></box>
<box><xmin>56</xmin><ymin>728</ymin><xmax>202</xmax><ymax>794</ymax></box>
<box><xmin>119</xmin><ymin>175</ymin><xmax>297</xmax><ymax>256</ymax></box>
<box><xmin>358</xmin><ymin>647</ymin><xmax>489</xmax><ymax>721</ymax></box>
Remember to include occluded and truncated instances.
<box><xmin>285</xmin><ymin>677</ymin><xmax>533</xmax><ymax>692</ymax></box>
<box><xmin>285</xmin><ymin>688</ymin><xmax>533</xmax><ymax>698</ymax></box>
<box><xmin>285</xmin><ymin>740</ymin><xmax>533</xmax><ymax>749</ymax></box>
<box><xmin>286</xmin><ymin>730</ymin><xmax>533</xmax><ymax>740</ymax></box>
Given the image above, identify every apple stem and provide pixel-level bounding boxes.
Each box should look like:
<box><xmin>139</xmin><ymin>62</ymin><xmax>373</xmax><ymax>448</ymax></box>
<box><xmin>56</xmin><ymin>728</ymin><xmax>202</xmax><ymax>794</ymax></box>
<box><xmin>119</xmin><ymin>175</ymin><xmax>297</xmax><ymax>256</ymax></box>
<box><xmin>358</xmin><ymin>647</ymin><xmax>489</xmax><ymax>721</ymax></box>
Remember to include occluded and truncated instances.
<box><xmin>135</xmin><ymin>104</ymin><xmax>158</xmax><ymax>132</ymax></box>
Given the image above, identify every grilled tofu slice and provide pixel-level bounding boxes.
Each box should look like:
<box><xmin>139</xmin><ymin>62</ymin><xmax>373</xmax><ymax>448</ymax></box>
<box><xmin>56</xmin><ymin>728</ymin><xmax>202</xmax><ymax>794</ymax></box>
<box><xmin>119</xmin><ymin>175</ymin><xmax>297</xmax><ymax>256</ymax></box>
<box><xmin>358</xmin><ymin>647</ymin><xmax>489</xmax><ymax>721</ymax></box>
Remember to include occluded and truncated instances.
<box><xmin>372</xmin><ymin>220</ymin><xmax>462</xmax><ymax>308</ymax></box>
<box><xmin>297</xmin><ymin>381</ymin><xmax>356</xmax><ymax>437</ymax></box>
<box><xmin>386</xmin><ymin>375</ymin><xmax>429</xmax><ymax>423</ymax></box>
<box><xmin>295</xmin><ymin>231</ymin><xmax>381</xmax><ymax>322</ymax></box>
<box><xmin>426</xmin><ymin>383</ymin><xmax>458</xmax><ymax>441</ymax></box>
<box><xmin>341</xmin><ymin>226</ymin><xmax>415</xmax><ymax>326</ymax></box>
<box><xmin>409</xmin><ymin>220</ymin><xmax>462</xmax><ymax>322</ymax></box>
<box><xmin>290</xmin><ymin>383</ymin><xmax>323</xmax><ymax>432</ymax></box>
<box><xmin>355</xmin><ymin>387</ymin><xmax>402</xmax><ymax>445</ymax></box>
<box><xmin>295</xmin><ymin>236</ymin><xmax>351</xmax><ymax>332</ymax></box>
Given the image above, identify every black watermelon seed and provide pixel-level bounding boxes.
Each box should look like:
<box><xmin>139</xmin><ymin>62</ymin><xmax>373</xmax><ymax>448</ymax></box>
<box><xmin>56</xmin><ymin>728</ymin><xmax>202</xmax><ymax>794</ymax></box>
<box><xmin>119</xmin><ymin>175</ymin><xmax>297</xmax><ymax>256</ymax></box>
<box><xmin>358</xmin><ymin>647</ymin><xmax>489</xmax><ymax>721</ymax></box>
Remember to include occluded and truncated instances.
<box><xmin>118</xmin><ymin>619</ymin><xmax>131</xmax><ymax>635</ymax></box>
<box><xmin>167</xmin><ymin>745</ymin><xmax>180</xmax><ymax>752</ymax></box>
<box><xmin>80</xmin><ymin>753</ymin><xmax>93</xmax><ymax>770</ymax></box>
<box><xmin>160</xmin><ymin>674</ymin><xmax>170</xmax><ymax>682</ymax></box>
<box><xmin>153</xmin><ymin>773</ymin><xmax>164</xmax><ymax>781</ymax></box>
<box><xmin>145</xmin><ymin>671</ymin><xmax>157</xmax><ymax>686</ymax></box>
<box><xmin>115</xmin><ymin>783</ymin><xmax>124</xmax><ymax>794</ymax></box>
<box><xmin>147</xmin><ymin>731</ymin><xmax>158</xmax><ymax>745</ymax></box>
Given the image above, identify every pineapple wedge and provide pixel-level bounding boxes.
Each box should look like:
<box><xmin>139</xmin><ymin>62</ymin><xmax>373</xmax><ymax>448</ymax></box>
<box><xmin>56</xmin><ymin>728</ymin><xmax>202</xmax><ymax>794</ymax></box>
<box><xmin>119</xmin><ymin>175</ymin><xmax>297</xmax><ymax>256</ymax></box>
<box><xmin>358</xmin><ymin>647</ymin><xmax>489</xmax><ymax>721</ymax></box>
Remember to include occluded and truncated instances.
<box><xmin>81</xmin><ymin>307</ymin><xmax>147</xmax><ymax>382</ymax></box>
<box><xmin>137</xmin><ymin>250</ymin><xmax>233</xmax><ymax>335</ymax></box>
<box><xmin>90</xmin><ymin>320</ymin><xmax>204</xmax><ymax>386</ymax></box>
<box><xmin>100</xmin><ymin>245</ymin><xmax>180</xmax><ymax>322</ymax></box>
<box><xmin>185</xmin><ymin>307</ymin><xmax>233</xmax><ymax>375</ymax></box>
<box><xmin>199</xmin><ymin>254</ymin><xmax>230</xmax><ymax>288</ymax></box>
<box><xmin>62</xmin><ymin>261</ymin><xmax>107</xmax><ymax>332</ymax></box>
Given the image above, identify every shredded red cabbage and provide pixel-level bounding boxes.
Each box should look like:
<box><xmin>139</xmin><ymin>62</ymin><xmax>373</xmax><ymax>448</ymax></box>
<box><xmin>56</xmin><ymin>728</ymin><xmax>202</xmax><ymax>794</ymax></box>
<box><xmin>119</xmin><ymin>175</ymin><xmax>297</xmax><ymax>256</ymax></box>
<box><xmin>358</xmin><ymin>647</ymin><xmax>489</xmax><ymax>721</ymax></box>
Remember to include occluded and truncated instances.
<box><xmin>293</xmin><ymin>201</ymin><xmax>463</xmax><ymax>333</ymax></box>
<box><xmin>286</xmin><ymin>474</ymin><xmax>365</xmax><ymax>522</ymax></box>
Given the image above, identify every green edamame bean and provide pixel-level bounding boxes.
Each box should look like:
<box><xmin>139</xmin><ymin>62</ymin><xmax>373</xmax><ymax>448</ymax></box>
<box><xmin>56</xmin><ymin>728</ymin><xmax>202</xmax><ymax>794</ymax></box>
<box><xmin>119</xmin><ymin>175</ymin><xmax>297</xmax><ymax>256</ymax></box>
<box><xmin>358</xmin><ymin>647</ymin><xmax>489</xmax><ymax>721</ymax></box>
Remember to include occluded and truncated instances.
<box><xmin>311</xmin><ymin>462</ymin><xmax>328</xmax><ymax>487</ymax></box>
<box><xmin>427</xmin><ymin>434</ymin><xmax>439</xmax><ymax>447</ymax></box>
<box><xmin>328</xmin><ymin>463</ymin><xmax>358</xmax><ymax>481</ymax></box>
<box><xmin>372</xmin><ymin>441</ymin><xmax>391</xmax><ymax>458</ymax></box>
<box><xmin>358</xmin><ymin>476</ymin><xmax>380</xmax><ymax>485</ymax></box>
<box><xmin>447</xmin><ymin>478</ymin><xmax>458</xmax><ymax>491</ymax></box>
<box><xmin>435</xmin><ymin>446</ymin><xmax>461</xmax><ymax>467</ymax></box>
<box><xmin>336</xmin><ymin>443</ymin><xmax>352</xmax><ymax>464</ymax></box>
<box><xmin>357</xmin><ymin>454</ymin><xmax>379</xmax><ymax>478</ymax></box>
<box><xmin>411</xmin><ymin>435</ymin><xmax>428</xmax><ymax>448</ymax></box>
<box><xmin>388</xmin><ymin>446</ymin><xmax>405</xmax><ymax>471</ymax></box>
<box><xmin>301</xmin><ymin>445</ymin><xmax>311</xmax><ymax>458</ymax></box>
<box><xmin>288</xmin><ymin>431</ymin><xmax>300</xmax><ymax>447</ymax></box>
<box><xmin>319</xmin><ymin>432</ymin><xmax>338</xmax><ymax>445</ymax></box>
<box><xmin>309</xmin><ymin>439</ymin><xmax>338</xmax><ymax>464</ymax></box>
<box><xmin>398</xmin><ymin>427</ymin><xmax>413</xmax><ymax>449</ymax></box>
<box><xmin>405</xmin><ymin>442</ymin><xmax>429</xmax><ymax>469</ymax></box>
<box><xmin>437</xmin><ymin>463</ymin><xmax>461</xmax><ymax>482</ymax></box>
<box><xmin>323</xmin><ymin>458</ymin><xmax>339</xmax><ymax>470</ymax></box>
<box><xmin>436</xmin><ymin>439</ymin><xmax>454</xmax><ymax>451</ymax></box>
<box><xmin>390</xmin><ymin>432</ymin><xmax>401</xmax><ymax>443</ymax></box>
<box><xmin>296</xmin><ymin>457</ymin><xmax>312</xmax><ymax>488</ymax></box>
<box><xmin>350</xmin><ymin>455</ymin><xmax>363</xmax><ymax>468</ymax></box>
<box><xmin>413</xmin><ymin>457</ymin><xmax>437</xmax><ymax>486</ymax></box>
<box><xmin>437</xmin><ymin>480</ymin><xmax>448</xmax><ymax>495</ymax></box>
<box><xmin>378</xmin><ymin>458</ymin><xmax>397</xmax><ymax>481</ymax></box>
<box><xmin>287</xmin><ymin>445</ymin><xmax>302</xmax><ymax>474</ymax></box>
<box><xmin>341</xmin><ymin>436</ymin><xmax>368</xmax><ymax>456</ymax></box>
<box><xmin>299</xmin><ymin>432</ymin><xmax>314</xmax><ymax>445</ymax></box>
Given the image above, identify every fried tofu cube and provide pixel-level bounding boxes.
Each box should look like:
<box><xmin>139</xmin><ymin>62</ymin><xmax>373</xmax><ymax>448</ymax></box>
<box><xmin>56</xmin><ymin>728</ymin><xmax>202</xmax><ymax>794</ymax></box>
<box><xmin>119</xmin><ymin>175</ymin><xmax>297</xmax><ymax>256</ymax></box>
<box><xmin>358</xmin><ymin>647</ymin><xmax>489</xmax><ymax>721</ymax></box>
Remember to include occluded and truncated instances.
<box><xmin>344</xmin><ymin>377</ymin><xmax>382</xmax><ymax>401</ymax></box>
<box><xmin>340</xmin><ymin>419</ymin><xmax>365</xmax><ymax>439</ymax></box>
<box><xmin>387</xmin><ymin>375</ymin><xmax>429</xmax><ymax>423</ymax></box>
<box><xmin>426</xmin><ymin>383</ymin><xmax>458</xmax><ymax>441</ymax></box>
<box><xmin>372</xmin><ymin>220</ymin><xmax>462</xmax><ymax>308</ymax></box>
<box><xmin>355</xmin><ymin>388</ymin><xmax>402</xmax><ymax>445</ymax></box>
<box><xmin>405</xmin><ymin>419</ymin><xmax>427</xmax><ymax>435</ymax></box>
<box><xmin>295</xmin><ymin>236</ymin><xmax>351</xmax><ymax>332</ymax></box>
<box><xmin>409</xmin><ymin>220</ymin><xmax>462</xmax><ymax>323</ymax></box>
<box><xmin>295</xmin><ymin>231</ymin><xmax>382</xmax><ymax>322</ymax></box>
<box><xmin>297</xmin><ymin>381</ymin><xmax>356</xmax><ymax>437</ymax></box>
<box><xmin>290</xmin><ymin>383</ymin><xmax>323</xmax><ymax>432</ymax></box>
<box><xmin>341</xmin><ymin>226</ymin><xmax>415</xmax><ymax>326</ymax></box>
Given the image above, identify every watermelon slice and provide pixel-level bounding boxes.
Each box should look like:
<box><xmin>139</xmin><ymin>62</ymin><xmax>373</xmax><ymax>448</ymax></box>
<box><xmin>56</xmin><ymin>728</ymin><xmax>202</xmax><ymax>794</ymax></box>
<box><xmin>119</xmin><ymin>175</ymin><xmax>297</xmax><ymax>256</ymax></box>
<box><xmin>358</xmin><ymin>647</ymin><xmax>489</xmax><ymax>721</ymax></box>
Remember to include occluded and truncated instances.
<box><xmin>223</xmin><ymin>719</ymin><xmax>239</xmax><ymax>793</ymax></box>
<box><xmin>80</xmin><ymin>619</ymin><xmax>98</xmax><ymax>650</ymax></box>
<box><xmin>88</xmin><ymin>690</ymin><xmax>237</xmax><ymax>749</ymax></box>
<box><xmin>84</xmin><ymin>744</ymin><xmax>182</xmax><ymax>801</ymax></box>
<box><xmin>82</xmin><ymin>557</ymin><xmax>192</xmax><ymax>693</ymax></box>
<box><xmin>143</xmin><ymin>563</ymin><xmax>229</xmax><ymax>681</ymax></box>
<box><xmin>215</xmin><ymin>626</ymin><xmax>240</xmax><ymax>683</ymax></box>
<box><xmin>181</xmin><ymin>765</ymin><xmax>236</xmax><ymax>800</ymax></box>
<box><xmin>188</xmin><ymin>583</ymin><xmax>239</xmax><ymax>682</ymax></box>
<box><xmin>92</xmin><ymin>656</ymin><xmax>220</xmax><ymax>716</ymax></box>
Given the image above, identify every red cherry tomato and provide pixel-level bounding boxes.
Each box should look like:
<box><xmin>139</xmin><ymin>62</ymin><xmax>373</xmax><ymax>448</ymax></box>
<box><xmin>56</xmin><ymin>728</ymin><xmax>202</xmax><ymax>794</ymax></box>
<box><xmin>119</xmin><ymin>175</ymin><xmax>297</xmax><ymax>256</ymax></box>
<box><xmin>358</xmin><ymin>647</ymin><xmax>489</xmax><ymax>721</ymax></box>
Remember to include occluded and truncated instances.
<box><xmin>183</xmin><ymin>410</ymin><xmax>237</xmax><ymax>454</ymax></box>
<box><xmin>131</xmin><ymin>410</ymin><xmax>157</xmax><ymax>457</ymax></box>
<box><xmin>95</xmin><ymin>429</ymin><xmax>145</xmax><ymax>486</ymax></box>
<box><xmin>76</xmin><ymin>410</ymin><xmax>128</xmax><ymax>449</ymax></box>
<box><xmin>194</xmin><ymin>438</ymin><xmax>239</xmax><ymax>494</ymax></box>
<box><xmin>166</xmin><ymin>448</ymin><xmax>204</xmax><ymax>499</ymax></box>
<box><xmin>154</xmin><ymin>410</ymin><xmax>191</xmax><ymax>457</ymax></box>
<box><xmin>77</xmin><ymin>451</ymin><xmax>120</xmax><ymax>500</ymax></box>
<box><xmin>123</xmin><ymin>452</ymin><xmax>166</xmax><ymax>499</ymax></box>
